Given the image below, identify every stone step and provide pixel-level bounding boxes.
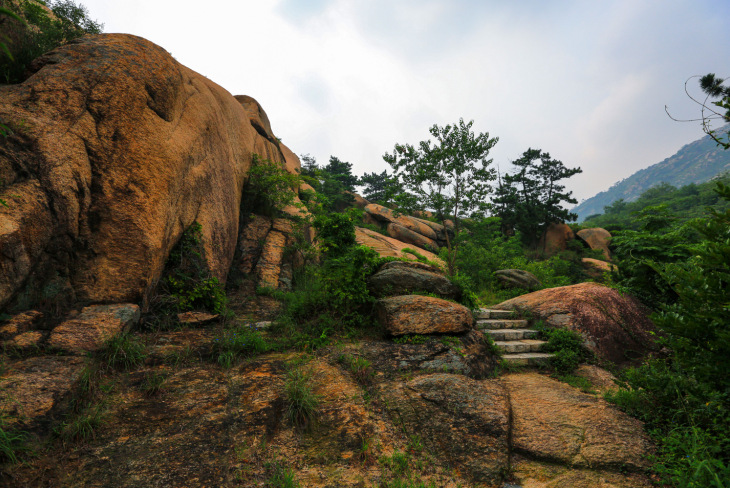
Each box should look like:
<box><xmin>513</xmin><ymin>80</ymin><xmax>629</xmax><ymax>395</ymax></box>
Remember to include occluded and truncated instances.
<box><xmin>485</xmin><ymin>328</ymin><xmax>538</xmax><ymax>341</ymax></box>
<box><xmin>501</xmin><ymin>352</ymin><xmax>554</xmax><ymax>366</ymax></box>
<box><xmin>473</xmin><ymin>309</ymin><xmax>515</xmax><ymax>320</ymax></box>
<box><xmin>494</xmin><ymin>339</ymin><xmax>547</xmax><ymax>354</ymax></box>
<box><xmin>476</xmin><ymin>319</ymin><xmax>529</xmax><ymax>330</ymax></box>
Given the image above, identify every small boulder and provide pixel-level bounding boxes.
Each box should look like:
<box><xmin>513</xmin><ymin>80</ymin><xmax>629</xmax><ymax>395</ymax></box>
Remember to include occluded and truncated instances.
<box><xmin>577</xmin><ymin>228</ymin><xmax>612</xmax><ymax>260</ymax></box>
<box><xmin>494</xmin><ymin>283</ymin><xmax>656</xmax><ymax>365</ymax></box>
<box><xmin>539</xmin><ymin>223</ymin><xmax>575</xmax><ymax>256</ymax></box>
<box><xmin>494</xmin><ymin>269</ymin><xmax>541</xmax><ymax>290</ymax></box>
<box><xmin>376</xmin><ymin>295</ymin><xmax>473</xmax><ymax>336</ymax></box>
<box><xmin>177</xmin><ymin>311</ymin><xmax>220</xmax><ymax>326</ymax></box>
<box><xmin>47</xmin><ymin>303</ymin><xmax>141</xmax><ymax>353</ymax></box>
<box><xmin>368</xmin><ymin>261</ymin><xmax>461</xmax><ymax>299</ymax></box>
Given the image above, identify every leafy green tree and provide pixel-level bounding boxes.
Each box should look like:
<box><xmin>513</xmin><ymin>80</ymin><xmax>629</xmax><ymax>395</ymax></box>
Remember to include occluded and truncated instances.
<box><xmin>493</xmin><ymin>148</ymin><xmax>582</xmax><ymax>249</ymax></box>
<box><xmin>358</xmin><ymin>169</ymin><xmax>401</xmax><ymax>205</ymax></box>
<box><xmin>383</xmin><ymin>118</ymin><xmax>498</xmax><ymax>274</ymax></box>
<box><xmin>698</xmin><ymin>74</ymin><xmax>730</xmax><ymax>149</ymax></box>
<box><xmin>1</xmin><ymin>0</ymin><xmax>103</xmax><ymax>84</ymax></box>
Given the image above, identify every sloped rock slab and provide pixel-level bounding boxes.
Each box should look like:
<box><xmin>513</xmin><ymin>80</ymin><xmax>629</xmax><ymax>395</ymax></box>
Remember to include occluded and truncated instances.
<box><xmin>512</xmin><ymin>457</ymin><xmax>652</xmax><ymax>487</ymax></box>
<box><xmin>376</xmin><ymin>295</ymin><xmax>473</xmax><ymax>336</ymax></box>
<box><xmin>380</xmin><ymin>373</ymin><xmax>510</xmax><ymax>485</ymax></box>
<box><xmin>0</xmin><ymin>355</ymin><xmax>86</xmax><ymax>430</ymax></box>
<box><xmin>503</xmin><ymin>373</ymin><xmax>651</xmax><ymax>471</ymax></box>
<box><xmin>348</xmin><ymin>330</ymin><xmax>498</xmax><ymax>379</ymax></box>
<box><xmin>47</xmin><ymin>304</ymin><xmax>140</xmax><ymax>353</ymax></box>
<box><xmin>0</xmin><ymin>310</ymin><xmax>44</xmax><ymax>340</ymax></box>
<box><xmin>368</xmin><ymin>260</ymin><xmax>461</xmax><ymax>299</ymax></box>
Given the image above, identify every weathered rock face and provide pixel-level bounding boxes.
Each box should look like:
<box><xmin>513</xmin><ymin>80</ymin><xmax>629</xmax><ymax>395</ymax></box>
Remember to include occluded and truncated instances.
<box><xmin>494</xmin><ymin>268</ymin><xmax>541</xmax><ymax>290</ymax></box>
<box><xmin>539</xmin><ymin>222</ymin><xmax>575</xmax><ymax>256</ymax></box>
<box><xmin>582</xmin><ymin>257</ymin><xmax>616</xmax><ymax>280</ymax></box>
<box><xmin>363</xmin><ymin>203</ymin><xmax>454</xmax><ymax>251</ymax></box>
<box><xmin>376</xmin><ymin>295</ymin><xmax>473</xmax><ymax>336</ymax></box>
<box><xmin>367</xmin><ymin>260</ymin><xmax>460</xmax><ymax>299</ymax></box>
<box><xmin>0</xmin><ymin>34</ymin><xmax>290</xmax><ymax>311</ymax></box>
<box><xmin>495</xmin><ymin>282</ymin><xmax>657</xmax><ymax>365</ymax></box>
<box><xmin>354</xmin><ymin>227</ymin><xmax>444</xmax><ymax>266</ymax></box>
<box><xmin>46</xmin><ymin>303</ymin><xmax>140</xmax><ymax>353</ymax></box>
<box><xmin>504</xmin><ymin>373</ymin><xmax>651</xmax><ymax>470</ymax></box>
<box><xmin>577</xmin><ymin>227</ymin><xmax>612</xmax><ymax>260</ymax></box>
<box><xmin>380</xmin><ymin>374</ymin><xmax>510</xmax><ymax>484</ymax></box>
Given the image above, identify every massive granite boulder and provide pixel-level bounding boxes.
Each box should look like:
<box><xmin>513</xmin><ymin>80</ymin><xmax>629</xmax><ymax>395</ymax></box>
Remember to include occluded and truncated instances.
<box><xmin>0</xmin><ymin>34</ymin><xmax>294</xmax><ymax>311</ymax></box>
<box><xmin>494</xmin><ymin>283</ymin><xmax>657</xmax><ymax>365</ymax></box>
<box><xmin>577</xmin><ymin>228</ymin><xmax>612</xmax><ymax>260</ymax></box>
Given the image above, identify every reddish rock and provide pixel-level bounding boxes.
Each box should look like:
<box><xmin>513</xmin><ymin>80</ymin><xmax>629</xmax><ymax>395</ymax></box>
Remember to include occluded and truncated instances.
<box><xmin>355</xmin><ymin>227</ymin><xmax>444</xmax><ymax>267</ymax></box>
<box><xmin>346</xmin><ymin>191</ymin><xmax>370</xmax><ymax>209</ymax></box>
<box><xmin>376</xmin><ymin>295</ymin><xmax>473</xmax><ymax>336</ymax></box>
<box><xmin>368</xmin><ymin>260</ymin><xmax>460</xmax><ymax>299</ymax></box>
<box><xmin>255</xmin><ymin>220</ymin><xmax>291</xmax><ymax>289</ymax></box>
<box><xmin>364</xmin><ymin>204</ymin><xmax>439</xmax><ymax>241</ymax></box>
<box><xmin>380</xmin><ymin>374</ymin><xmax>510</xmax><ymax>484</ymax></box>
<box><xmin>177</xmin><ymin>312</ymin><xmax>220</xmax><ymax>326</ymax></box>
<box><xmin>386</xmin><ymin>222</ymin><xmax>439</xmax><ymax>252</ymax></box>
<box><xmin>0</xmin><ymin>356</ymin><xmax>86</xmax><ymax>429</ymax></box>
<box><xmin>236</xmin><ymin>215</ymin><xmax>273</xmax><ymax>275</ymax></box>
<box><xmin>574</xmin><ymin>364</ymin><xmax>619</xmax><ymax>394</ymax></box>
<box><xmin>0</xmin><ymin>34</ymin><xmax>292</xmax><ymax>310</ymax></box>
<box><xmin>494</xmin><ymin>283</ymin><xmax>656</xmax><ymax>365</ymax></box>
<box><xmin>0</xmin><ymin>310</ymin><xmax>43</xmax><ymax>340</ymax></box>
<box><xmin>582</xmin><ymin>257</ymin><xmax>616</xmax><ymax>280</ymax></box>
<box><xmin>47</xmin><ymin>303</ymin><xmax>140</xmax><ymax>353</ymax></box>
<box><xmin>539</xmin><ymin>223</ymin><xmax>575</xmax><ymax>256</ymax></box>
<box><xmin>512</xmin><ymin>458</ymin><xmax>652</xmax><ymax>488</ymax></box>
<box><xmin>4</xmin><ymin>330</ymin><xmax>45</xmax><ymax>350</ymax></box>
<box><xmin>503</xmin><ymin>373</ymin><xmax>652</xmax><ymax>470</ymax></box>
<box><xmin>577</xmin><ymin>228</ymin><xmax>612</xmax><ymax>260</ymax></box>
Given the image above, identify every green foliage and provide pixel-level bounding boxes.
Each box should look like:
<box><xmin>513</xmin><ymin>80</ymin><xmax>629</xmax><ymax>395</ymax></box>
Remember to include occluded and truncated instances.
<box><xmin>97</xmin><ymin>333</ymin><xmax>146</xmax><ymax>371</ymax></box>
<box><xmin>493</xmin><ymin>148</ymin><xmax>582</xmax><ymax>249</ymax></box>
<box><xmin>139</xmin><ymin>371</ymin><xmax>167</xmax><ymax>397</ymax></box>
<box><xmin>0</xmin><ymin>416</ymin><xmax>29</xmax><ymax>465</ymax></box>
<box><xmin>298</xmin><ymin>154</ymin><xmax>358</xmax><ymax>212</ymax></box>
<box><xmin>213</xmin><ymin>324</ymin><xmax>270</xmax><ymax>368</ymax></box>
<box><xmin>57</xmin><ymin>404</ymin><xmax>105</xmax><ymax>442</ymax></box>
<box><xmin>265</xmin><ymin>460</ymin><xmax>300</xmax><ymax>488</ymax></box>
<box><xmin>384</xmin><ymin>118</ymin><xmax>498</xmax><ymax>274</ymax></box>
<box><xmin>284</xmin><ymin>368</ymin><xmax>320</xmax><ymax>428</ymax></box>
<box><xmin>158</xmin><ymin>222</ymin><xmax>227</xmax><ymax>315</ymax></box>
<box><xmin>337</xmin><ymin>353</ymin><xmax>374</xmax><ymax>385</ymax></box>
<box><xmin>1</xmin><ymin>0</ymin><xmax>103</xmax><ymax>84</ymax></box>
<box><xmin>312</xmin><ymin>209</ymin><xmax>357</xmax><ymax>258</ymax></box>
<box><xmin>697</xmin><ymin>74</ymin><xmax>730</xmax><ymax>149</ymax></box>
<box><xmin>535</xmin><ymin>324</ymin><xmax>590</xmax><ymax>375</ymax></box>
<box><xmin>246</xmin><ymin>155</ymin><xmax>304</xmax><ymax>217</ymax></box>
<box><xmin>358</xmin><ymin>169</ymin><xmax>401</xmax><ymax>205</ymax></box>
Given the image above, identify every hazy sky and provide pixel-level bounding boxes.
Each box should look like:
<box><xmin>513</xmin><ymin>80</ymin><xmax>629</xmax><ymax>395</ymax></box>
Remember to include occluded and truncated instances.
<box><xmin>80</xmin><ymin>0</ymin><xmax>730</xmax><ymax>203</ymax></box>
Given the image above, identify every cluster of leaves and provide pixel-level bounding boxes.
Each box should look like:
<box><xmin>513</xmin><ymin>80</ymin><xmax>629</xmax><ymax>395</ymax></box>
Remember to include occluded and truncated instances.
<box><xmin>606</xmin><ymin>181</ymin><xmax>730</xmax><ymax>486</ymax></box>
<box><xmin>494</xmin><ymin>148</ymin><xmax>582</xmax><ymax>249</ymax></box>
<box><xmin>213</xmin><ymin>323</ymin><xmax>270</xmax><ymax>368</ymax></box>
<box><xmin>299</xmin><ymin>154</ymin><xmax>359</xmax><ymax>212</ymax></box>
<box><xmin>583</xmin><ymin>177</ymin><xmax>730</xmax><ymax>232</ymax></box>
<box><xmin>534</xmin><ymin>323</ymin><xmax>591</xmax><ymax>375</ymax></box>
<box><xmin>1</xmin><ymin>0</ymin><xmax>103</xmax><ymax>84</ymax></box>
<box><xmin>154</xmin><ymin>222</ymin><xmax>227</xmax><ymax>317</ymax></box>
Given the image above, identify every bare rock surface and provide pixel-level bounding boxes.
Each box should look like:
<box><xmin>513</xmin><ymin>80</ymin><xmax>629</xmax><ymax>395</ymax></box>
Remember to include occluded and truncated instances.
<box><xmin>0</xmin><ymin>34</ymin><xmax>292</xmax><ymax>310</ymax></box>
<box><xmin>503</xmin><ymin>372</ymin><xmax>652</xmax><ymax>471</ymax></box>
<box><xmin>355</xmin><ymin>227</ymin><xmax>444</xmax><ymax>266</ymax></box>
<box><xmin>0</xmin><ymin>355</ymin><xmax>86</xmax><ymax>429</ymax></box>
<box><xmin>380</xmin><ymin>373</ymin><xmax>511</xmax><ymax>484</ymax></box>
<box><xmin>376</xmin><ymin>295</ymin><xmax>473</xmax><ymax>336</ymax></box>
<box><xmin>539</xmin><ymin>223</ymin><xmax>575</xmax><ymax>256</ymax></box>
<box><xmin>367</xmin><ymin>260</ymin><xmax>461</xmax><ymax>299</ymax></box>
<box><xmin>365</xmin><ymin>203</ymin><xmax>439</xmax><ymax>241</ymax></box>
<box><xmin>0</xmin><ymin>310</ymin><xmax>43</xmax><ymax>340</ymax></box>
<box><xmin>512</xmin><ymin>458</ymin><xmax>652</xmax><ymax>488</ymax></box>
<box><xmin>494</xmin><ymin>282</ymin><xmax>656</xmax><ymax>365</ymax></box>
<box><xmin>47</xmin><ymin>303</ymin><xmax>140</xmax><ymax>353</ymax></box>
<box><xmin>494</xmin><ymin>269</ymin><xmax>541</xmax><ymax>290</ymax></box>
<box><xmin>386</xmin><ymin>222</ymin><xmax>440</xmax><ymax>251</ymax></box>
<box><xmin>577</xmin><ymin>228</ymin><xmax>612</xmax><ymax>260</ymax></box>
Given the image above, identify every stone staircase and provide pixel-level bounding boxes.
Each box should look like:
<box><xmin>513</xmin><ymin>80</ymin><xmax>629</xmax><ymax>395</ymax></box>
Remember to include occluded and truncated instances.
<box><xmin>474</xmin><ymin>308</ymin><xmax>553</xmax><ymax>366</ymax></box>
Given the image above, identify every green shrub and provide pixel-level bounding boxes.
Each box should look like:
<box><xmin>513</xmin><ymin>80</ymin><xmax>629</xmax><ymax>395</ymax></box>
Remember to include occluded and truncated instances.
<box><xmin>536</xmin><ymin>325</ymin><xmax>590</xmax><ymax>375</ymax></box>
<box><xmin>0</xmin><ymin>417</ymin><xmax>28</xmax><ymax>465</ymax></box>
<box><xmin>284</xmin><ymin>368</ymin><xmax>320</xmax><ymax>428</ymax></box>
<box><xmin>265</xmin><ymin>460</ymin><xmax>300</xmax><ymax>488</ymax></box>
<box><xmin>214</xmin><ymin>324</ymin><xmax>270</xmax><ymax>368</ymax></box>
<box><xmin>57</xmin><ymin>404</ymin><xmax>104</xmax><ymax>442</ymax></box>
<box><xmin>337</xmin><ymin>353</ymin><xmax>374</xmax><ymax>385</ymax></box>
<box><xmin>97</xmin><ymin>333</ymin><xmax>146</xmax><ymax>371</ymax></box>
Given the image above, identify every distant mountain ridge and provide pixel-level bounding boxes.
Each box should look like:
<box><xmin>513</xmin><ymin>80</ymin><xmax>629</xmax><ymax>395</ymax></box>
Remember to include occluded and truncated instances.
<box><xmin>573</xmin><ymin>126</ymin><xmax>730</xmax><ymax>221</ymax></box>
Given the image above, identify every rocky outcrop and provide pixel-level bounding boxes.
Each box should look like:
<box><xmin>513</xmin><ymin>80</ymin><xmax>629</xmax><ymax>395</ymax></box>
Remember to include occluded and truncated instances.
<box><xmin>386</xmin><ymin>222</ymin><xmax>439</xmax><ymax>251</ymax></box>
<box><xmin>376</xmin><ymin>295</ymin><xmax>473</xmax><ymax>336</ymax></box>
<box><xmin>363</xmin><ymin>203</ymin><xmax>454</xmax><ymax>251</ymax></box>
<box><xmin>354</xmin><ymin>227</ymin><xmax>444</xmax><ymax>266</ymax></box>
<box><xmin>494</xmin><ymin>269</ymin><xmax>541</xmax><ymax>290</ymax></box>
<box><xmin>0</xmin><ymin>34</ymin><xmax>295</xmax><ymax>311</ymax></box>
<box><xmin>367</xmin><ymin>261</ymin><xmax>460</xmax><ymax>299</ymax></box>
<box><xmin>46</xmin><ymin>303</ymin><xmax>140</xmax><ymax>353</ymax></box>
<box><xmin>577</xmin><ymin>228</ymin><xmax>612</xmax><ymax>260</ymax></box>
<box><xmin>380</xmin><ymin>374</ymin><xmax>510</xmax><ymax>484</ymax></box>
<box><xmin>539</xmin><ymin>222</ymin><xmax>575</xmax><ymax>256</ymax></box>
<box><xmin>504</xmin><ymin>373</ymin><xmax>651</xmax><ymax>470</ymax></box>
<box><xmin>494</xmin><ymin>282</ymin><xmax>657</xmax><ymax>365</ymax></box>
<box><xmin>582</xmin><ymin>257</ymin><xmax>616</xmax><ymax>280</ymax></box>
